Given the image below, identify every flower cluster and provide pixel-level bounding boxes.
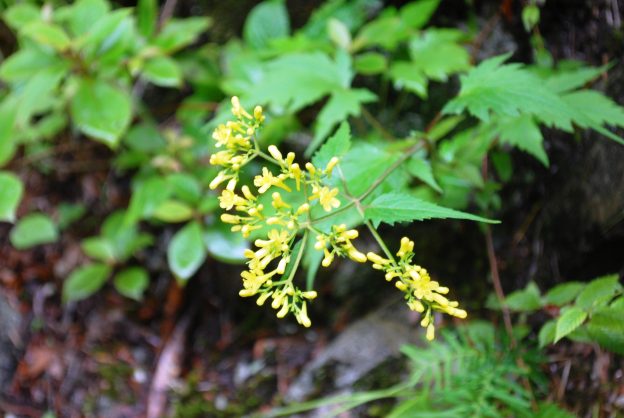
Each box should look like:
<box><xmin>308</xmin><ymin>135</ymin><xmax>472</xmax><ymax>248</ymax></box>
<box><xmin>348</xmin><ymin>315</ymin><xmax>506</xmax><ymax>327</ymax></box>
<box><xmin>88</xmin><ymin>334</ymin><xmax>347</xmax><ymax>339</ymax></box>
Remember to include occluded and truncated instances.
<box><xmin>314</xmin><ymin>224</ymin><xmax>367</xmax><ymax>267</ymax></box>
<box><xmin>367</xmin><ymin>237</ymin><xmax>467</xmax><ymax>340</ymax></box>
<box><xmin>210</xmin><ymin>97</ymin><xmax>345</xmax><ymax>326</ymax></box>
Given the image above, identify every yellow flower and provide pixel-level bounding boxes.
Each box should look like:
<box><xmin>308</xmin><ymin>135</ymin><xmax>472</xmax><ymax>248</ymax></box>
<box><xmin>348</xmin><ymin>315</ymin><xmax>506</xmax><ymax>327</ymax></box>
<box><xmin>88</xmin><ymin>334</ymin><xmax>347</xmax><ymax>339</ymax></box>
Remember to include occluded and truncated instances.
<box><xmin>309</xmin><ymin>184</ymin><xmax>340</xmax><ymax>212</ymax></box>
<box><xmin>254</xmin><ymin>167</ymin><xmax>292</xmax><ymax>194</ymax></box>
<box><xmin>219</xmin><ymin>189</ymin><xmax>248</xmax><ymax>210</ymax></box>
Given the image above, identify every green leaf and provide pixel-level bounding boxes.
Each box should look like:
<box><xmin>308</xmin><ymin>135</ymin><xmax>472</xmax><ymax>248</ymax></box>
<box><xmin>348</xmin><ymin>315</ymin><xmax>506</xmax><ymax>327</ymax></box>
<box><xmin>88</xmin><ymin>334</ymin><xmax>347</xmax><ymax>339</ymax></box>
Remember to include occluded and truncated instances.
<box><xmin>310</xmin><ymin>89</ymin><xmax>376</xmax><ymax>154</ymax></box>
<box><xmin>22</xmin><ymin>22</ymin><xmax>71</xmax><ymax>51</ymax></box>
<box><xmin>0</xmin><ymin>172</ymin><xmax>23</xmax><ymax>223</ymax></box>
<box><xmin>0</xmin><ymin>103</ymin><xmax>17</xmax><ymax>167</ymax></box>
<box><xmin>400</xmin><ymin>0</ymin><xmax>441</xmax><ymax>29</ymax></box>
<box><xmin>57</xmin><ymin>202</ymin><xmax>86</xmax><ymax>230</ymax></box>
<box><xmin>125</xmin><ymin>177</ymin><xmax>172</xmax><ymax>225</ymax></box>
<box><xmin>554</xmin><ymin>307</ymin><xmax>588</xmax><ymax>342</ymax></box>
<box><xmin>562</xmin><ymin>90</ymin><xmax>624</xmax><ymax>145</ymax></box>
<box><xmin>80</xmin><ymin>8</ymin><xmax>134</xmax><ymax>60</ymax></box>
<box><xmin>504</xmin><ymin>282</ymin><xmax>542</xmax><ymax>312</ymax></box>
<box><xmin>365</xmin><ymin>192</ymin><xmax>498</xmax><ymax>227</ymax></box>
<box><xmin>544</xmin><ymin>282</ymin><xmax>585</xmax><ymax>306</ymax></box>
<box><xmin>538</xmin><ymin>320</ymin><xmax>556</xmax><ymax>348</ymax></box>
<box><xmin>245</xmin><ymin>52</ymin><xmax>347</xmax><ymax>112</ymax></box>
<box><xmin>81</xmin><ymin>237</ymin><xmax>116</xmax><ymax>263</ymax></box>
<box><xmin>10</xmin><ymin>213</ymin><xmax>58</xmax><ymax>249</ymax></box>
<box><xmin>312</xmin><ymin>121</ymin><xmax>352</xmax><ymax>169</ymax></box>
<box><xmin>575</xmin><ymin>274</ymin><xmax>622</xmax><ymax>310</ymax></box>
<box><xmin>114</xmin><ymin>267</ymin><xmax>149</xmax><ymax>300</ymax></box>
<box><xmin>70</xmin><ymin>78</ymin><xmax>132</xmax><ymax>147</ymax></box>
<box><xmin>167</xmin><ymin>173</ymin><xmax>202</xmax><ymax>205</ymax></box>
<box><xmin>167</xmin><ymin>221</ymin><xmax>207</xmax><ymax>282</ymax></box>
<box><xmin>586</xmin><ymin>307</ymin><xmax>624</xmax><ymax>355</ymax></box>
<box><xmin>354</xmin><ymin>52</ymin><xmax>387</xmax><ymax>75</ymax></box>
<box><xmin>443</xmin><ymin>54</ymin><xmax>575</xmax><ymax>130</ymax></box>
<box><xmin>142</xmin><ymin>56</ymin><xmax>183</xmax><ymax>88</ymax></box>
<box><xmin>544</xmin><ymin>65</ymin><xmax>606</xmax><ymax>94</ymax></box>
<box><xmin>355</xmin><ymin>12</ymin><xmax>408</xmax><ymax>51</ymax></box>
<box><xmin>389</xmin><ymin>61</ymin><xmax>428</xmax><ymax>98</ymax></box>
<box><xmin>243</xmin><ymin>0</ymin><xmax>290</xmax><ymax>49</ymax></box>
<box><xmin>154</xmin><ymin>17</ymin><xmax>211</xmax><ymax>53</ymax></box>
<box><xmin>152</xmin><ymin>200</ymin><xmax>194</xmax><ymax>223</ymax></box>
<box><xmin>406</xmin><ymin>156</ymin><xmax>441</xmax><ymax>192</ymax></box>
<box><xmin>63</xmin><ymin>263</ymin><xmax>111</xmax><ymax>302</ymax></box>
<box><xmin>56</xmin><ymin>0</ymin><xmax>110</xmax><ymax>37</ymax></box>
<box><xmin>522</xmin><ymin>4</ymin><xmax>540</xmax><ymax>31</ymax></box>
<box><xmin>408</xmin><ymin>29</ymin><xmax>470</xmax><ymax>81</ymax></box>
<box><xmin>137</xmin><ymin>0</ymin><xmax>157</xmax><ymax>38</ymax></box>
<box><xmin>3</xmin><ymin>4</ymin><xmax>40</xmax><ymax>29</ymax></box>
<box><xmin>203</xmin><ymin>225</ymin><xmax>248</xmax><ymax>264</ymax></box>
<box><xmin>497</xmin><ymin>115</ymin><xmax>548</xmax><ymax>166</ymax></box>
<box><xmin>0</xmin><ymin>47</ymin><xmax>63</xmax><ymax>83</ymax></box>
<box><xmin>327</xmin><ymin>18</ymin><xmax>351</xmax><ymax>50</ymax></box>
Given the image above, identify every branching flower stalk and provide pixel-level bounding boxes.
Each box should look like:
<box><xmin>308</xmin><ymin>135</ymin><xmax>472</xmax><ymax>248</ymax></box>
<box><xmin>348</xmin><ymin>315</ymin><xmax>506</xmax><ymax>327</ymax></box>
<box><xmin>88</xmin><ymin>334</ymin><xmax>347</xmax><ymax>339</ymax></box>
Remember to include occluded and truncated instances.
<box><xmin>209</xmin><ymin>97</ymin><xmax>466</xmax><ymax>338</ymax></box>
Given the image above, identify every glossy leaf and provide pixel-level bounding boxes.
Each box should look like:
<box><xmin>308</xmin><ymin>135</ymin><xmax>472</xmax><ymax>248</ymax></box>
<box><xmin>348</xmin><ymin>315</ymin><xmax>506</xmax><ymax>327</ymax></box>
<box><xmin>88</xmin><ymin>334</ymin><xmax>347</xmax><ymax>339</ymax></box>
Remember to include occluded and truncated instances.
<box><xmin>554</xmin><ymin>307</ymin><xmax>587</xmax><ymax>342</ymax></box>
<box><xmin>142</xmin><ymin>56</ymin><xmax>183</xmax><ymax>88</ymax></box>
<box><xmin>63</xmin><ymin>263</ymin><xmax>111</xmax><ymax>302</ymax></box>
<box><xmin>10</xmin><ymin>213</ymin><xmax>58</xmax><ymax>249</ymax></box>
<box><xmin>114</xmin><ymin>267</ymin><xmax>149</xmax><ymax>300</ymax></box>
<box><xmin>167</xmin><ymin>221</ymin><xmax>207</xmax><ymax>282</ymax></box>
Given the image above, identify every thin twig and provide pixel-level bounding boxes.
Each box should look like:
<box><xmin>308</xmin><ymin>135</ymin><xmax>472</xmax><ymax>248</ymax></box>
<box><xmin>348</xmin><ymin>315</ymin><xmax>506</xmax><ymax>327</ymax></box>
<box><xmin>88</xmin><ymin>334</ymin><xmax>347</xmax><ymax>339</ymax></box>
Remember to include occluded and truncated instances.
<box><xmin>360</xmin><ymin>107</ymin><xmax>394</xmax><ymax>140</ymax></box>
<box><xmin>158</xmin><ymin>0</ymin><xmax>179</xmax><ymax>30</ymax></box>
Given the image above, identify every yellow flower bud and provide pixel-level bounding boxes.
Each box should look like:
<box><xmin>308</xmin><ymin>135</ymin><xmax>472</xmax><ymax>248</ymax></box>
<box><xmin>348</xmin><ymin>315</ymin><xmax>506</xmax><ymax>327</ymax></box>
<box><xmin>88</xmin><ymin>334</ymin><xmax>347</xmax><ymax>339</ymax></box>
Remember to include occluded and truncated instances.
<box><xmin>301</xmin><ymin>291</ymin><xmax>317</xmax><ymax>300</ymax></box>
<box><xmin>256</xmin><ymin>292</ymin><xmax>272</xmax><ymax>306</ymax></box>
<box><xmin>348</xmin><ymin>249</ymin><xmax>367</xmax><ymax>263</ymax></box>
<box><xmin>221</xmin><ymin>214</ymin><xmax>241</xmax><ymax>224</ymax></box>
<box><xmin>276</xmin><ymin>300</ymin><xmax>290</xmax><ymax>318</ymax></box>
<box><xmin>268</xmin><ymin>145</ymin><xmax>283</xmax><ymax>161</ymax></box>
<box><xmin>426</xmin><ymin>324</ymin><xmax>435</xmax><ymax>341</ymax></box>
<box><xmin>298</xmin><ymin>302</ymin><xmax>311</xmax><ymax>328</ymax></box>
<box><xmin>325</xmin><ymin>157</ymin><xmax>339</xmax><ymax>175</ymax></box>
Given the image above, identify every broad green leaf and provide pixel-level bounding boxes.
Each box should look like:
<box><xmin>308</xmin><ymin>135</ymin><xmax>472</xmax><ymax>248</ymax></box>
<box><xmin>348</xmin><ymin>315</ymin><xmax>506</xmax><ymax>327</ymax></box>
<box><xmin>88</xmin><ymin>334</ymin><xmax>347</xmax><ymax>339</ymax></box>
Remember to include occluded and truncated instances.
<box><xmin>22</xmin><ymin>22</ymin><xmax>70</xmax><ymax>51</ymax></box>
<box><xmin>137</xmin><ymin>0</ymin><xmax>157</xmax><ymax>38</ymax></box>
<box><xmin>310</xmin><ymin>89</ymin><xmax>376</xmax><ymax>154</ymax></box>
<box><xmin>586</xmin><ymin>307</ymin><xmax>624</xmax><ymax>355</ymax></box>
<box><xmin>81</xmin><ymin>237</ymin><xmax>116</xmax><ymax>263</ymax></box>
<box><xmin>0</xmin><ymin>172</ymin><xmax>23</xmax><ymax>222</ymax></box>
<box><xmin>554</xmin><ymin>307</ymin><xmax>587</xmax><ymax>342</ymax></box>
<box><xmin>406</xmin><ymin>156</ymin><xmax>441</xmax><ymax>192</ymax></box>
<box><xmin>167</xmin><ymin>173</ymin><xmax>202</xmax><ymax>205</ymax></box>
<box><xmin>575</xmin><ymin>274</ymin><xmax>622</xmax><ymax>310</ymax></box>
<box><xmin>408</xmin><ymin>29</ymin><xmax>470</xmax><ymax>81</ymax></box>
<box><xmin>10</xmin><ymin>213</ymin><xmax>58</xmax><ymax>249</ymax></box>
<box><xmin>327</xmin><ymin>18</ymin><xmax>351</xmax><ymax>50</ymax></box>
<box><xmin>14</xmin><ymin>67</ymin><xmax>67</xmax><ymax>127</ymax></box>
<box><xmin>354</xmin><ymin>52</ymin><xmax>387</xmax><ymax>75</ymax></box>
<box><xmin>243</xmin><ymin>0</ymin><xmax>290</xmax><ymax>49</ymax></box>
<box><xmin>0</xmin><ymin>103</ymin><xmax>17</xmax><ymax>167</ymax></box>
<box><xmin>203</xmin><ymin>225</ymin><xmax>248</xmax><ymax>264</ymax></box>
<box><xmin>365</xmin><ymin>192</ymin><xmax>498</xmax><ymax>227</ymax></box>
<box><xmin>400</xmin><ymin>0</ymin><xmax>441</xmax><ymax>29</ymax></box>
<box><xmin>355</xmin><ymin>12</ymin><xmax>408</xmax><ymax>51</ymax></box>
<box><xmin>168</xmin><ymin>221</ymin><xmax>207</xmax><ymax>282</ymax></box>
<box><xmin>70</xmin><ymin>78</ymin><xmax>132</xmax><ymax>147</ymax></box>
<box><xmin>504</xmin><ymin>282</ymin><xmax>542</xmax><ymax>312</ymax></box>
<box><xmin>544</xmin><ymin>65</ymin><xmax>607</xmax><ymax>94</ymax></box>
<box><xmin>63</xmin><ymin>263</ymin><xmax>111</xmax><ymax>302</ymax></box>
<box><xmin>101</xmin><ymin>211</ymin><xmax>153</xmax><ymax>261</ymax></box>
<box><xmin>142</xmin><ymin>56</ymin><xmax>183</xmax><ymax>88</ymax></box>
<box><xmin>538</xmin><ymin>320</ymin><xmax>556</xmax><ymax>348</ymax></box>
<box><xmin>0</xmin><ymin>47</ymin><xmax>63</xmax><ymax>83</ymax></box>
<box><xmin>443</xmin><ymin>54</ymin><xmax>576</xmax><ymax>130</ymax></box>
<box><xmin>125</xmin><ymin>176</ymin><xmax>172</xmax><ymax>225</ymax></box>
<box><xmin>389</xmin><ymin>61</ymin><xmax>428</xmax><ymax>98</ymax></box>
<box><xmin>3</xmin><ymin>4</ymin><xmax>40</xmax><ymax>29</ymax></box>
<box><xmin>123</xmin><ymin>123</ymin><xmax>166</xmax><ymax>153</ymax></box>
<box><xmin>312</xmin><ymin>121</ymin><xmax>352</xmax><ymax>169</ymax></box>
<box><xmin>562</xmin><ymin>90</ymin><xmax>624</xmax><ymax>145</ymax></box>
<box><xmin>246</xmin><ymin>52</ymin><xmax>346</xmax><ymax>112</ymax></box>
<box><xmin>153</xmin><ymin>200</ymin><xmax>194</xmax><ymax>223</ymax></box>
<box><xmin>497</xmin><ymin>115</ymin><xmax>548</xmax><ymax>166</ymax></box>
<box><xmin>154</xmin><ymin>17</ymin><xmax>212</xmax><ymax>53</ymax></box>
<box><xmin>79</xmin><ymin>8</ymin><xmax>133</xmax><ymax>60</ymax></box>
<box><xmin>56</xmin><ymin>0</ymin><xmax>110</xmax><ymax>36</ymax></box>
<box><xmin>544</xmin><ymin>282</ymin><xmax>585</xmax><ymax>306</ymax></box>
<box><xmin>114</xmin><ymin>267</ymin><xmax>149</xmax><ymax>300</ymax></box>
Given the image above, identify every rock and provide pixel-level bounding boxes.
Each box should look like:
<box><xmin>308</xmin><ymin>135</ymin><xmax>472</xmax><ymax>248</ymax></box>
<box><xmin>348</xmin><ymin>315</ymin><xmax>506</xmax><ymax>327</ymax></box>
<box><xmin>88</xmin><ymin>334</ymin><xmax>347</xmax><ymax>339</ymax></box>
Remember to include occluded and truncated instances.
<box><xmin>286</xmin><ymin>299</ymin><xmax>422</xmax><ymax>404</ymax></box>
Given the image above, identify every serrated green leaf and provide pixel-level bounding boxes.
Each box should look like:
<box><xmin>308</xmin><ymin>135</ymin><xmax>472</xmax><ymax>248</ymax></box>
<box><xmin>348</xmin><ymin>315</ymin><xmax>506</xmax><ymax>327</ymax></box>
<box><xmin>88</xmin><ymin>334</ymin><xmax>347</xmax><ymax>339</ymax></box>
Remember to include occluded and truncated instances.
<box><xmin>243</xmin><ymin>0</ymin><xmax>290</xmax><ymax>49</ymax></box>
<box><xmin>538</xmin><ymin>320</ymin><xmax>556</xmax><ymax>348</ymax></box>
<box><xmin>354</xmin><ymin>52</ymin><xmax>387</xmax><ymax>75</ymax></box>
<box><xmin>554</xmin><ymin>307</ymin><xmax>587</xmax><ymax>342</ymax></box>
<box><xmin>365</xmin><ymin>192</ymin><xmax>497</xmax><ymax>227</ymax></box>
<box><xmin>0</xmin><ymin>172</ymin><xmax>23</xmax><ymax>223</ymax></box>
<box><xmin>443</xmin><ymin>54</ymin><xmax>575</xmax><ymax>130</ymax></box>
<box><xmin>562</xmin><ymin>90</ymin><xmax>624</xmax><ymax>145</ymax></box>
<box><xmin>168</xmin><ymin>221</ymin><xmax>206</xmax><ymax>282</ymax></box>
<box><xmin>114</xmin><ymin>267</ymin><xmax>149</xmax><ymax>300</ymax></box>
<box><xmin>153</xmin><ymin>17</ymin><xmax>211</xmax><ymax>53</ymax></box>
<box><xmin>22</xmin><ymin>22</ymin><xmax>71</xmax><ymax>51</ymax></box>
<box><xmin>497</xmin><ymin>115</ymin><xmax>549</xmax><ymax>166</ymax></box>
<box><xmin>544</xmin><ymin>65</ymin><xmax>607</xmax><ymax>94</ymax></box>
<box><xmin>544</xmin><ymin>282</ymin><xmax>585</xmax><ymax>306</ymax></box>
<box><xmin>586</xmin><ymin>307</ymin><xmax>624</xmax><ymax>355</ymax></box>
<box><xmin>312</xmin><ymin>121</ymin><xmax>352</xmax><ymax>169</ymax></box>
<box><xmin>142</xmin><ymin>56</ymin><xmax>183</xmax><ymax>88</ymax></box>
<box><xmin>408</xmin><ymin>29</ymin><xmax>470</xmax><ymax>81</ymax></box>
<box><xmin>81</xmin><ymin>237</ymin><xmax>116</xmax><ymax>263</ymax></box>
<box><xmin>406</xmin><ymin>156</ymin><xmax>441</xmax><ymax>192</ymax></box>
<box><xmin>153</xmin><ymin>200</ymin><xmax>194</xmax><ymax>223</ymax></box>
<box><xmin>389</xmin><ymin>61</ymin><xmax>428</xmax><ymax>98</ymax></box>
<box><xmin>310</xmin><ymin>88</ymin><xmax>375</xmax><ymax>154</ymax></box>
<box><xmin>575</xmin><ymin>274</ymin><xmax>622</xmax><ymax>310</ymax></box>
<box><xmin>63</xmin><ymin>263</ymin><xmax>111</xmax><ymax>302</ymax></box>
<box><xmin>70</xmin><ymin>78</ymin><xmax>132</xmax><ymax>147</ymax></box>
<box><xmin>10</xmin><ymin>213</ymin><xmax>58</xmax><ymax>249</ymax></box>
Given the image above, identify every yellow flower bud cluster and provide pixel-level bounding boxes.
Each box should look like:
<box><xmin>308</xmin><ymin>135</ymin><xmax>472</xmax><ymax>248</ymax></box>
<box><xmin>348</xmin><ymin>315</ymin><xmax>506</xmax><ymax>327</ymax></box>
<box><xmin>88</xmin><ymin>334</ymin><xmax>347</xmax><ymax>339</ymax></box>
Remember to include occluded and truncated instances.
<box><xmin>210</xmin><ymin>97</ymin><xmax>348</xmax><ymax>328</ymax></box>
<box><xmin>367</xmin><ymin>237</ymin><xmax>467</xmax><ymax>340</ymax></box>
<box><xmin>209</xmin><ymin>97</ymin><xmax>264</xmax><ymax>191</ymax></box>
<box><xmin>315</xmin><ymin>224</ymin><xmax>367</xmax><ymax>267</ymax></box>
